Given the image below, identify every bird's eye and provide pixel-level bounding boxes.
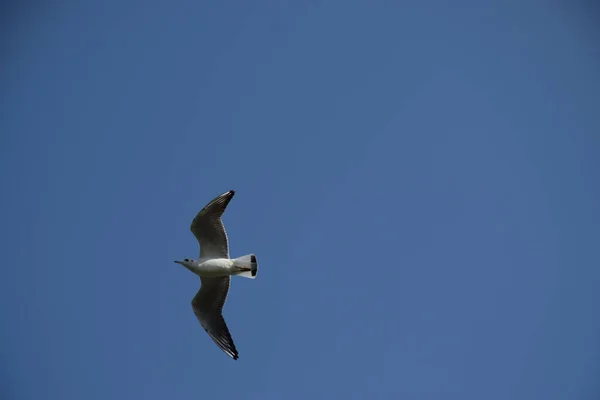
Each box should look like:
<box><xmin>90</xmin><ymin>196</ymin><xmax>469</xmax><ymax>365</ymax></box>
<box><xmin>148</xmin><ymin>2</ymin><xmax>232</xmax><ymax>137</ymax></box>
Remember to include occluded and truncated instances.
<box><xmin>184</xmin><ymin>259</ymin><xmax>189</xmax><ymax>262</ymax></box>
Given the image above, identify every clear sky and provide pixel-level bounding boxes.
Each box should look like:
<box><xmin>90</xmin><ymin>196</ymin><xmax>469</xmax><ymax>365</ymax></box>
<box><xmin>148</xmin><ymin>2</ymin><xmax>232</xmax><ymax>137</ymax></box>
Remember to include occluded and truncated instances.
<box><xmin>1</xmin><ymin>1</ymin><xmax>599</xmax><ymax>399</ymax></box>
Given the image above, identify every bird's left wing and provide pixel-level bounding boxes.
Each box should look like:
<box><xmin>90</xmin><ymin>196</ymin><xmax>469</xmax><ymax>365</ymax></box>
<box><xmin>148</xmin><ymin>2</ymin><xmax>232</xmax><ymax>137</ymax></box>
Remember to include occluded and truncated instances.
<box><xmin>190</xmin><ymin>190</ymin><xmax>235</xmax><ymax>259</ymax></box>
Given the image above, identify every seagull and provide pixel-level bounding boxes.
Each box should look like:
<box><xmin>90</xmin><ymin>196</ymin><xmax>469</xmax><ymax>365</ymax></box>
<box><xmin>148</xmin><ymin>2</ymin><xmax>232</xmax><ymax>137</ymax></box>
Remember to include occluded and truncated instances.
<box><xmin>175</xmin><ymin>190</ymin><xmax>258</xmax><ymax>360</ymax></box>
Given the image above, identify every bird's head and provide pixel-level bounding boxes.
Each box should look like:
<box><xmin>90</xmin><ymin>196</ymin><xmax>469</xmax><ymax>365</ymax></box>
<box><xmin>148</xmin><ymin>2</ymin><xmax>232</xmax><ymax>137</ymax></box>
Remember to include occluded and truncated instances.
<box><xmin>174</xmin><ymin>258</ymin><xmax>195</xmax><ymax>269</ymax></box>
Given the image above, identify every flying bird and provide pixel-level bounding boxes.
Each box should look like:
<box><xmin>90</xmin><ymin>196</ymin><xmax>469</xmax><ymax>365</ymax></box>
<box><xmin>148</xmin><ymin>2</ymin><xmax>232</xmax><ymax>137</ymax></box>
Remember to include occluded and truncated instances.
<box><xmin>175</xmin><ymin>190</ymin><xmax>258</xmax><ymax>360</ymax></box>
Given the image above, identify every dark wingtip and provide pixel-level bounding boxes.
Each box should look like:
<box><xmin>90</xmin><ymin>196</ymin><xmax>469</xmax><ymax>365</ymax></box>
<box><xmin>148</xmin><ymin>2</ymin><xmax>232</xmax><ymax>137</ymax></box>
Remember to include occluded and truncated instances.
<box><xmin>229</xmin><ymin>190</ymin><xmax>235</xmax><ymax>196</ymax></box>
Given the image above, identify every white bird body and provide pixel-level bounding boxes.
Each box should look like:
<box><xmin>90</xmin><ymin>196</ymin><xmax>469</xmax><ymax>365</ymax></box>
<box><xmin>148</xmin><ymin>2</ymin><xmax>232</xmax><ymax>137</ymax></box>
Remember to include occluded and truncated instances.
<box><xmin>188</xmin><ymin>258</ymin><xmax>234</xmax><ymax>277</ymax></box>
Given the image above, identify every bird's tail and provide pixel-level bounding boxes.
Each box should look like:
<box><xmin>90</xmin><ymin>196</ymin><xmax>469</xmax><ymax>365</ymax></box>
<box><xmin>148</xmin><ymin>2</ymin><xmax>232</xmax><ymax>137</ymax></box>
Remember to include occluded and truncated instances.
<box><xmin>232</xmin><ymin>254</ymin><xmax>258</xmax><ymax>279</ymax></box>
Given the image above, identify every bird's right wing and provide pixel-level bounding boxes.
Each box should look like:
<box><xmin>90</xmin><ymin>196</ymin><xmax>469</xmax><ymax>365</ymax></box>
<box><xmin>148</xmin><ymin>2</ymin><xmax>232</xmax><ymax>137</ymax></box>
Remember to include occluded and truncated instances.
<box><xmin>191</xmin><ymin>276</ymin><xmax>239</xmax><ymax>360</ymax></box>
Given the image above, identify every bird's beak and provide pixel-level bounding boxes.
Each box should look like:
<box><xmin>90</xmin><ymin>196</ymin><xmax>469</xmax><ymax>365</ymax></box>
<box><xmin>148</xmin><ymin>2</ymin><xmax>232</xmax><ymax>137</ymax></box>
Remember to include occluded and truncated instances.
<box><xmin>174</xmin><ymin>261</ymin><xmax>182</xmax><ymax>265</ymax></box>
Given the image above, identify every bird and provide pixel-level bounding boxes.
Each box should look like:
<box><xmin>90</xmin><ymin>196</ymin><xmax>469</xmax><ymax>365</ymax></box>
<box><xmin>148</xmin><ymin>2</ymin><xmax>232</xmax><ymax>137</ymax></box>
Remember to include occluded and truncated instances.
<box><xmin>174</xmin><ymin>189</ymin><xmax>258</xmax><ymax>360</ymax></box>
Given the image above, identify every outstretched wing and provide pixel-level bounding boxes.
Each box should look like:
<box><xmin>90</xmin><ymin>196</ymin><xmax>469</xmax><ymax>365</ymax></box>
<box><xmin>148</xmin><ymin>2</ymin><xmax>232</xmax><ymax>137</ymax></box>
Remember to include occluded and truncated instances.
<box><xmin>190</xmin><ymin>190</ymin><xmax>235</xmax><ymax>259</ymax></box>
<box><xmin>191</xmin><ymin>276</ymin><xmax>239</xmax><ymax>360</ymax></box>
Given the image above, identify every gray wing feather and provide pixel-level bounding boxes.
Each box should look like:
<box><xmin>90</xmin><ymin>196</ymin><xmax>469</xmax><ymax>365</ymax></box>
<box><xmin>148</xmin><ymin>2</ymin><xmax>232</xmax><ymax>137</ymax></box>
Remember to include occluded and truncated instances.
<box><xmin>190</xmin><ymin>190</ymin><xmax>235</xmax><ymax>259</ymax></box>
<box><xmin>191</xmin><ymin>276</ymin><xmax>239</xmax><ymax>360</ymax></box>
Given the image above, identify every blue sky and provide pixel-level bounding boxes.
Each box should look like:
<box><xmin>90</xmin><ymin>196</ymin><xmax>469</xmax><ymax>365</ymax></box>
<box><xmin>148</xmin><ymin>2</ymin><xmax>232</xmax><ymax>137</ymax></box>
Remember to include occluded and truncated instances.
<box><xmin>1</xmin><ymin>1</ymin><xmax>599</xmax><ymax>399</ymax></box>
